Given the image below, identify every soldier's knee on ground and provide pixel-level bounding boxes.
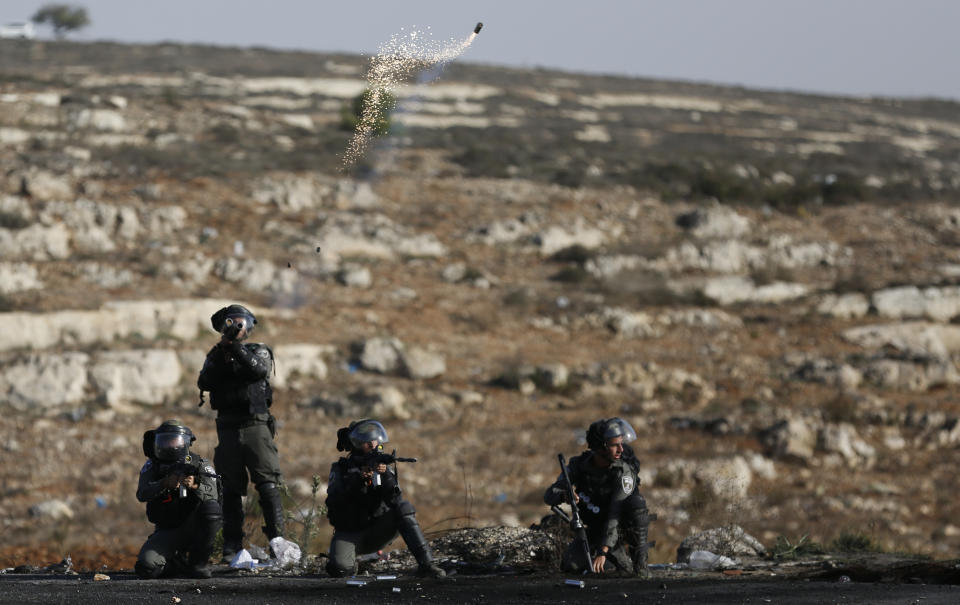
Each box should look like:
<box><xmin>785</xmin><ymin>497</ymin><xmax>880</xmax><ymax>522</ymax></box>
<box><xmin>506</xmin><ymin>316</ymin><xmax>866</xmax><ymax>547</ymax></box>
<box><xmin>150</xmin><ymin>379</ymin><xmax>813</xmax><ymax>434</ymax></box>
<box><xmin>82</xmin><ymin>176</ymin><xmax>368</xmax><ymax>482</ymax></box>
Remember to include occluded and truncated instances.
<box><xmin>325</xmin><ymin>558</ymin><xmax>356</xmax><ymax>578</ymax></box>
<box><xmin>135</xmin><ymin>558</ymin><xmax>165</xmax><ymax>579</ymax></box>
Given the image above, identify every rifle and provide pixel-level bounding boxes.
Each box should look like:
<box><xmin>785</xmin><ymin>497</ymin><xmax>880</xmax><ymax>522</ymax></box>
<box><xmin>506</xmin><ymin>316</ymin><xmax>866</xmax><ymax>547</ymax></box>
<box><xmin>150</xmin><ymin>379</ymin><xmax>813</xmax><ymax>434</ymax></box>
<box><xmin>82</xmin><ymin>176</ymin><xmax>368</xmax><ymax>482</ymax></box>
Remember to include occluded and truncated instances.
<box><xmin>158</xmin><ymin>456</ymin><xmax>218</xmax><ymax>498</ymax></box>
<box><xmin>556</xmin><ymin>453</ymin><xmax>594</xmax><ymax>573</ymax></box>
<box><xmin>353</xmin><ymin>448</ymin><xmax>416</xmax><ymax>487</ymax></box>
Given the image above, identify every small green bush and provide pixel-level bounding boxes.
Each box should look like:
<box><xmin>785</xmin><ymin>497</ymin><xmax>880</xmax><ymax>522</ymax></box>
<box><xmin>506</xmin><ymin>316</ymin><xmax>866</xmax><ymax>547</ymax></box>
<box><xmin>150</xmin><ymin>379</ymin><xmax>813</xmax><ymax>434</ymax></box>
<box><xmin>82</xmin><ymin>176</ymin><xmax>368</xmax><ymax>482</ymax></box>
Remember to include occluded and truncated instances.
<box><xmin>831</xmin><ymin>531</ymin><xmax>879</xmax><ymax>553</ymax></box>
<box><xmin>340</xmin><ymin>88</ymin><xmax>396</xmax><ymax>135</ymax></box>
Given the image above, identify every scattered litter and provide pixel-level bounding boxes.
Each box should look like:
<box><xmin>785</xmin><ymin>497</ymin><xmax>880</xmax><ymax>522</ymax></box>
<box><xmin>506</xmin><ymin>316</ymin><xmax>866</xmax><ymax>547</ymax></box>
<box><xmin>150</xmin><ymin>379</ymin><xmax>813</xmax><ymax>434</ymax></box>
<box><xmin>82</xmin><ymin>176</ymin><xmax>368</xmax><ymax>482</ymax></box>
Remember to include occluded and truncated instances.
<box><xmin>346</xmin><ymin>578</ymin><xmax>368</xmax><ymax>586</ymax></box>
<box><xmin>233</xmin><ymin>240</ymin><xmax>244</xmax><ymax>256</ymax></box>
<box><xmin>376</xmin><ymin>574</ymin><xmax>397</xmax><ymax>580</ymax></box>
<box><xmin>722</xmin><ymin>569</ymin><xmax>743</xmax><ymax>576</ymax></box>
<box><xmin>392</xmin><ymin>587</ymin><xmax>401</xmax><ymax>593</ymax></box>
<box><xmin>688</xmin><ymin>550</ymin><xmax>737</xmax><ymax>570</ymax></box>
<box><xmin>171</xmin><ymin>598</ymin><xmax>181</xmax><ymax>604</ymax></box>
<box><xmin>838</xmin><ymin>575</ymin><xmax>851</xmax><ymax>583</ymax></box>
<box><xmin>247</xmin><ymin>545</ymin><xmax>270</xmax><ymax>561</ymax></box>
<box><xmin>270</xmin><ymin>537</ymin><xmax>302</xmax><ymax>567</ymax></box>
<box><xmin>93</xmin><ymin>573</ymin><xmax>110</xmax><ymax>581</ymax></box>
<box><xmin>564</xmin><ymin>579</ymin><xmax>585</xmax><ymax>588</ymax></box>
<box><xmin>94</xmin><ymin>497</ymin><xmax>107</xmax><ymax>508</ymax></box>
<box><xmin>228</xmin><ymin>549</ymin><xmax>268</xmax><ymax>569</ymax></box>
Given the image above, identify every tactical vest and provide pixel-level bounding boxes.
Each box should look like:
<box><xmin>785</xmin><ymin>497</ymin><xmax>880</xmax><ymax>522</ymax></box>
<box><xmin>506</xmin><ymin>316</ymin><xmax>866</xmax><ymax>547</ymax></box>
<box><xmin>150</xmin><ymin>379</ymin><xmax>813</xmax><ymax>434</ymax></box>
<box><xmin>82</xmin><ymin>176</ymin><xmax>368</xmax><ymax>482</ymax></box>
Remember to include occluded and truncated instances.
<box><xmin>325</xmin><ymin>457</ymin><xmax>392</xmax><ymax>531</ymax></box>
<box><xmin>206</xmin><ymin>344</ymin><xmax>273</xmax><ymax>416</ymax></box>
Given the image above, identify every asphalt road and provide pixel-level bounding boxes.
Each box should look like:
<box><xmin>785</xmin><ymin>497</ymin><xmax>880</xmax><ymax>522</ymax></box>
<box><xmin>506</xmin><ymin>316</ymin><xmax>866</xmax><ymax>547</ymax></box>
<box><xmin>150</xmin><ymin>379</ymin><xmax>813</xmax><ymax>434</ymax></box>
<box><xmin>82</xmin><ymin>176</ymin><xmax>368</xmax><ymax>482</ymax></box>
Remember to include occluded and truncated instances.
<box><xmin>1</xmin><ymin>572</ymin><xmax>958</xmax><ymax>605</ymax></box>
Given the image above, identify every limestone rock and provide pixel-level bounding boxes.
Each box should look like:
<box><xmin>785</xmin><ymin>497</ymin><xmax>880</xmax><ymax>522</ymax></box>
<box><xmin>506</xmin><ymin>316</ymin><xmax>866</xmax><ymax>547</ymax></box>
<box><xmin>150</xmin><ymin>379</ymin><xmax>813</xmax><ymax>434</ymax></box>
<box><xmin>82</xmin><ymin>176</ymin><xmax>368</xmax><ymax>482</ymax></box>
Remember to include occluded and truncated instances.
<box><xmin>676</xmin><ymin>525</ymin><xmax>766</xmax><ymax>564</ymax></box>
<box><xmin>28</xmin><ymin>499</ymin><xmax>74</xmax><ymax>521</ymax></box>
<box><xmin>675</xmin><ymin>203</ymin><xmax>751</xmax><ymax>240</ymax></box>
<box><xmin>843</xmin><ymin>322</ymin><xmax>960</xmax><ymax>360</ymax></box>
<box><xmin>817</xmin><ymin>423</ymin><xmax>876</xmax><ymax>468</ymax></box>
<box><xmin>273</xmin><ymin>344</ymin><xmax>331</xmax><ymax>388</ymax></box>
<box><xmin>872</xmin><ymin>286</ymin><xmax>960</xmax><ymax>322</ymax></box>
<box><xmin>694</xmin><ymin>456</ymin><xmax>753</xmax><ymax>500</ymax></box>
<box><xmin>401</xmin><ymin>346</ymin><xmax>446</xmax><ymax>380</ymax></box>
<box><xmin>818</xmin><ymin>293</ymin><xmax>870</xmax><ymax>319</ymax></box>
<box><xmin>90</xmin><ymin>350</ymin><xmax>183</xmax><ymax>407</ymax></box>
<box><xmin>1</xmin><ymin>353</ymin><xmax>90</xmax><ymax>410</ymax></box>
<box><xmin>0</xmin><ymin>262</ymin><xmax>42</xmax><ymax>294</ymax></box>
<box><xmin>0</xmin><ymin>223</ymin><xmax>71</xmax><ymax>260</ymax></box>
<box><xmin>760</xmin><ymin>417</ymin><xmax>817</xmax><ymax>463</ymax></box>
<box><xmin>357</xmin><ymin>337</ymin><xmax>404</xmax><ymax>374</ymax></box>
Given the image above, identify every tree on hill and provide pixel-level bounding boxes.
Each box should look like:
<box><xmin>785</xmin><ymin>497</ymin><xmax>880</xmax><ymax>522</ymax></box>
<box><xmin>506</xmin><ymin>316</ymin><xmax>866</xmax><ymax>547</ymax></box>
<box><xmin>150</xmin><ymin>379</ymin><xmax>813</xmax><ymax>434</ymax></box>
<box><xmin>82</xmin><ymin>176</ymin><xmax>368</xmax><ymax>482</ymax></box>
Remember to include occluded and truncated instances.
<box><xmin>31</xmin><ymin>4</ymin><xmax>90</xmax><ymax>39</ymax></box>
<box><xmin>340</xmin><ymin>88</ymin><xmax>396</xmax><ymax>135</ymax></box>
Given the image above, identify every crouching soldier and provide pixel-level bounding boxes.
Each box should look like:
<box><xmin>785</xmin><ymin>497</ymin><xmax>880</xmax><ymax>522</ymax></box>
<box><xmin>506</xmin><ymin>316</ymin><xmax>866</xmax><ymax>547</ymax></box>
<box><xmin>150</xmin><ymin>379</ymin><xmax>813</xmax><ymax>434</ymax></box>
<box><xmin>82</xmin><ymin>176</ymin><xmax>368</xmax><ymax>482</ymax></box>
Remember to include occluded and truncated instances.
<box><xmin>135</xmin><ymin>420</ymin><xmax>222</xmax><ymax>579</ymax></box>
<box><xmin>324</xmin><ymin>419</ymin><xmax>445</xmax><ymax>578</ymax></box>
<box><xmin>544</xmin><ymin>417</ymin><xmax>653</xmax><ymax>575</ymax></box>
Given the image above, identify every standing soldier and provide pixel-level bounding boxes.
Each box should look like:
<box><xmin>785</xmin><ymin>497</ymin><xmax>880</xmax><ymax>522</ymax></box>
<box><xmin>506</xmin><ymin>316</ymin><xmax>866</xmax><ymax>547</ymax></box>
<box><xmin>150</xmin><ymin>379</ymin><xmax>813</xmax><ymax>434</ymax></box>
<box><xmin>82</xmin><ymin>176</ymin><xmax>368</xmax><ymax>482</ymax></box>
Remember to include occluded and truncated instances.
<box><xmin>544</xmin><ymin>417</ymin><xmax>652</xmax><ymax>575</ymax></box>
<box><xmin>324</xmin><ymin>419</ymin><xmax>445</xmax><ymax>578</ymax></box>
<box><xmin>198</xmin><ymin>304</ymin><xmax>285</xmax><ymax>562</ymax></box>
<box><xmin>135</xmin><ymin>420</ymin><xmax>222</xmax><ymax>579</ymax></box>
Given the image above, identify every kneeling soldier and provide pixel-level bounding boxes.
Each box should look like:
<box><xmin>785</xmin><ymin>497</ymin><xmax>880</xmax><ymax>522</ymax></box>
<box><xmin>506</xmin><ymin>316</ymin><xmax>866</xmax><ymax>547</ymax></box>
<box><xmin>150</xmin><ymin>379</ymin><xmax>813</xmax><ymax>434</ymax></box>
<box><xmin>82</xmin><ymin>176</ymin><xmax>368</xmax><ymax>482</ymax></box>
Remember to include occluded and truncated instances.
<box><xmin>544</xmin><ymin>417</ymin><xmax>652</xmax><ymax>574</ymax></box>
<box><xmin>135</xmin><ymin>420</ymin><xmax>222</xmax><ymax>579</ymax></box>
<box><xmin>324</xmin><ymin>419</ymin><xmax>445</xmax><ymax>578</ymax></box>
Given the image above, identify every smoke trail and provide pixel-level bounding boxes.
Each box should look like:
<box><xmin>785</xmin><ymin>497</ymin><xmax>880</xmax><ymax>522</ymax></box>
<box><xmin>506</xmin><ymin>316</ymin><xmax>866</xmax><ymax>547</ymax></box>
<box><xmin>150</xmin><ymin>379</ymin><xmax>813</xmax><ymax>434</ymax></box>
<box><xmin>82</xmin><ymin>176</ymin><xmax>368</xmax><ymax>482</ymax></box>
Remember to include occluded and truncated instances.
<box><xmin>342</xmin><ymin>24</ymin><xmax>481</xmax><ymax>168</ymax></box>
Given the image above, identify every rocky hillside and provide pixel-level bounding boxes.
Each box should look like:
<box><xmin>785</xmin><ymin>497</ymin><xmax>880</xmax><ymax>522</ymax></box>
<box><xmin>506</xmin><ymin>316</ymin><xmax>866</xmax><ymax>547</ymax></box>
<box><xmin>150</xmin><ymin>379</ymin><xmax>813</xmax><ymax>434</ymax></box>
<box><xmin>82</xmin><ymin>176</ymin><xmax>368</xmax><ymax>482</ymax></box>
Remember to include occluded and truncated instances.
<box><xmin>2</xmin><ymin>38</ymin><xmax>960</xmax><ymax>570</ymax></box>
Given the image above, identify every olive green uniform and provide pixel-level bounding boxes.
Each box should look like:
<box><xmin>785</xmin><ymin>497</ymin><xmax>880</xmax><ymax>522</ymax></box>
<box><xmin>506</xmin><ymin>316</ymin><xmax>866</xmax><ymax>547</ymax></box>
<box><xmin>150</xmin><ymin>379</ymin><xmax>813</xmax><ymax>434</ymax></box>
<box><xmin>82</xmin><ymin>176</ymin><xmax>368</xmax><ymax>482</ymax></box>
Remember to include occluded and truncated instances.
<box><xmin>135</xmin><ymin>455</ymin><xmax>221</xmax><ymax>578</ymax></box>
<box><xmin>198</xmin><ymin>340</ymin><xmax>285</xmax><ymax>557</ymax></box>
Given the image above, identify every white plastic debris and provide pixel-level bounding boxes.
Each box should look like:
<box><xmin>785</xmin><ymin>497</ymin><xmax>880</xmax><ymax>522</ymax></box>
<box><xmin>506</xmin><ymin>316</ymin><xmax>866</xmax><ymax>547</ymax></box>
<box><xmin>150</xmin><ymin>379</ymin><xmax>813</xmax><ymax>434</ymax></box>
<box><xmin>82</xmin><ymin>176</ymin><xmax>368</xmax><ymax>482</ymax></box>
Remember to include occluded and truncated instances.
<box><xmin>229</xmin><ymin>549</ymin><xmax>258</xmax><ymax>569</ymax></box>
<box><xmin>688</xmin><ymin>550</ymin><xmax>737</xmax><ymax>570</ymax></box>
<box><xmin>247</xmin><ymin>544</ymin><xmax>270</xmax><ymax>561</ymax></box>
<box><xmin>270</xmin><ymin>537</ymin><xmax>302</xmax><ymax>567</ymax></box>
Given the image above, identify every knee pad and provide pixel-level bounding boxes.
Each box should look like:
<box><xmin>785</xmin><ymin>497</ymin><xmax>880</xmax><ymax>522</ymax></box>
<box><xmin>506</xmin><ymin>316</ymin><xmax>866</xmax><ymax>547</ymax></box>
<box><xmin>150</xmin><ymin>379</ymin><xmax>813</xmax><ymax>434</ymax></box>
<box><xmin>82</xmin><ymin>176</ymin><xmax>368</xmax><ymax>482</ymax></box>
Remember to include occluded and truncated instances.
<box><xmin>395</xmin><ymin>500</ymin><xmax>416</xmax><ymax>517</ymax></box>
<box><xmin>197</xmin><ymin>499</ymin><xmax>223</xmax><ymax>522</ymax></box>
<box><xmin>256</xmin><ymin>482</ymin><xmax>278</xmax><ymax>495</ymax></box>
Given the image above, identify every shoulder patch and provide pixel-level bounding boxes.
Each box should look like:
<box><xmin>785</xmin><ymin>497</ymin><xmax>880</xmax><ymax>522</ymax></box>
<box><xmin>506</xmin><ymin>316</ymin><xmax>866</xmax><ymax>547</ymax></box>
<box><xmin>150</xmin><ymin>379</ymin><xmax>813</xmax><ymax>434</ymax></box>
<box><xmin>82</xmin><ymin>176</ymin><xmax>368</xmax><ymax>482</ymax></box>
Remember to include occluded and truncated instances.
<box><xmin>255</xmin><ymin>347</ymin><xmax>272</xmax><ymax>361</ymax></box>
<box><xmin>140</xmin><ymin>460</ymin><xmax>153</xmax><ymax>474</ymax></box>
<box><xmin>621</xmin><ymin>473</ymin><xmax>635</xmax><ymax>494</ymax></box>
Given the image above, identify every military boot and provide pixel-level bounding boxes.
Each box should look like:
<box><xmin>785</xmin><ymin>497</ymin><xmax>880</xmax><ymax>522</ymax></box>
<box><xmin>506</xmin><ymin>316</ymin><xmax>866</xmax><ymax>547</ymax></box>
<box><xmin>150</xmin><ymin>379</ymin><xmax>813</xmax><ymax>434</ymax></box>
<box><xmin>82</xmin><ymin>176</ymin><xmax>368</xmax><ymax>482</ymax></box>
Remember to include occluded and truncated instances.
<box><xmin>626</xmin><ymin>511</ymin><xmax>654</xmax><ymax>576</ymax></box>
<box><xmin>397</xmin><ymin>512</ymin><xmax>445</xmax><ymax>578</ymax></box>
<box><xmin>257</xmin><ymin>482</ymin><xmax>285</xmax><ymax>540</ymax></box>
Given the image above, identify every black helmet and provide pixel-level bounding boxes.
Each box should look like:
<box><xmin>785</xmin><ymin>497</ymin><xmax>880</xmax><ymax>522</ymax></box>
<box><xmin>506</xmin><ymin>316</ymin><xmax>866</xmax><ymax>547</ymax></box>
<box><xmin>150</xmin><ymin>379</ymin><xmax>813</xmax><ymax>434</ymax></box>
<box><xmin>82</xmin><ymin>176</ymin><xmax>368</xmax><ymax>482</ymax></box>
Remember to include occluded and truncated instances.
<box><xmin>340</xmin><ymin>419</ymin><xmax>389</xmax><ymax>451</ymax></box>
<box><xmin>586</xmin><ymin>417</ymin><xmax>637</xmax><ymax>450</ymax></box>
<box><xmin>152</xmin><ymin>419</ymin><xmax>195</xmax><ymax>462</ymax></box>
<box><xmin>211</xmin><ymin>304</ymin><xmax>257</xmax><ymax>335</ymax></box>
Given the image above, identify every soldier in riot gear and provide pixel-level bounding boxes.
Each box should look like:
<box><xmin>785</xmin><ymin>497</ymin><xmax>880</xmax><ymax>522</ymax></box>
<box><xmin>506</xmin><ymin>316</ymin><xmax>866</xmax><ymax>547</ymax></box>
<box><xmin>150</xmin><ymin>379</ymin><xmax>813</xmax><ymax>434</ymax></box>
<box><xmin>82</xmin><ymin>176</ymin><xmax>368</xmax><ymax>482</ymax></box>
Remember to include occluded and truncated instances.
<box><xmin>135</xmin><ymin>420</ymin><xmax>222</xmax><ymax>579</ymax></box>
<box><xmin>197</xmin><ymin>304</ymin><xmax>286</xmax><ymax>562</ymax></box>
<box><xmin>324</xmin><ymin>419</ymin><xmax>445</xmax><ymax>578</ymax></box>
<box><xmin>544</xmin><ymin>417</ymin><xmax>653</xmax><ymax>575</ymax></box>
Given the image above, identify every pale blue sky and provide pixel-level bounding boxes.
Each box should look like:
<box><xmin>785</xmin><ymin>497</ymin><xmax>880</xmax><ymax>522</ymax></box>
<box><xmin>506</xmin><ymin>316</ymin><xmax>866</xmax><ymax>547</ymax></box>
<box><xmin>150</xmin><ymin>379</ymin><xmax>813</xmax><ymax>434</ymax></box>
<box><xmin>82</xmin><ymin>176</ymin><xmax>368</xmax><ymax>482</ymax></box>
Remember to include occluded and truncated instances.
<box><xmin>4</xmin><ymin>0</ymin><xmax>959</xmax><ymax>100</ymax></box>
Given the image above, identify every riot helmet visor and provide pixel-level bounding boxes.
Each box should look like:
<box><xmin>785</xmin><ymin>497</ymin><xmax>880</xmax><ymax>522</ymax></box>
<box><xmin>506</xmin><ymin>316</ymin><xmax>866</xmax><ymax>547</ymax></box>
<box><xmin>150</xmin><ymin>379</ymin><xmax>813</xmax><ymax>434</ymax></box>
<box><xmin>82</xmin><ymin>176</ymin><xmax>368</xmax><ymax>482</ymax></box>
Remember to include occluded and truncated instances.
<box><xmin>154</xmin><ymin>432</ymin><xmax>189</xmax><ymax>462</ymax></box>
<box><xmin>348</xmin><ymin>420</ymin><xmax>389</xmax><ymax>450</ymax></box>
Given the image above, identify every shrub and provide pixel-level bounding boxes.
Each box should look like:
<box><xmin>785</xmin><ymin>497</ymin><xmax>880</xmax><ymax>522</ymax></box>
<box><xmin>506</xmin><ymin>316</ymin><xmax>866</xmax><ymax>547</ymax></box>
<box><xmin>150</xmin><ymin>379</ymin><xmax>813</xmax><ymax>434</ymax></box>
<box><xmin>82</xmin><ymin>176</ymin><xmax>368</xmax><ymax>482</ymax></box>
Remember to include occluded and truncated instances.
<box><xmin>340</xmin><ymin>88</ymin><xmax>396</xmax><ymax>135</ymax></box>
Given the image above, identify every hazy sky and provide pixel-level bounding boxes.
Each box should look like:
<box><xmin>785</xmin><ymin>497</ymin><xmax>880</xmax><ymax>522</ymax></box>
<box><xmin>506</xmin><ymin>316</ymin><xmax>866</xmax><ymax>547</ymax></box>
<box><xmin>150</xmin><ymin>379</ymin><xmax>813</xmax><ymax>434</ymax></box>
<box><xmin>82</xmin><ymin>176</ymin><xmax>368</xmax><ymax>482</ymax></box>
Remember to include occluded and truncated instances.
<box><xmin>4</xmin><ymin>0</ymin><xmax>959</xmax><ymax>100</ymax></box>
